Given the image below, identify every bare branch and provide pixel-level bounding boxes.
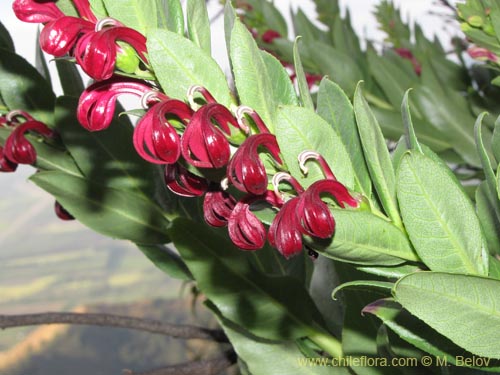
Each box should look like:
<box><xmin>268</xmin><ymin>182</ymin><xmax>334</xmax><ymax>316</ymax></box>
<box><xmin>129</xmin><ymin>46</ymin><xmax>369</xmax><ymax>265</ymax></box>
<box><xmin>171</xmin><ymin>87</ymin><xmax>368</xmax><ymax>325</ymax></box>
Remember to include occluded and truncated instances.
<box><xmin>124</xmin><ymin>350</ymin><xmax>237</xmax><ymax>375</ymax></box>
<box><xmin>0</xmin><ymin>312</ymin><xmax>228</xmax><ymax>342</ymax></box>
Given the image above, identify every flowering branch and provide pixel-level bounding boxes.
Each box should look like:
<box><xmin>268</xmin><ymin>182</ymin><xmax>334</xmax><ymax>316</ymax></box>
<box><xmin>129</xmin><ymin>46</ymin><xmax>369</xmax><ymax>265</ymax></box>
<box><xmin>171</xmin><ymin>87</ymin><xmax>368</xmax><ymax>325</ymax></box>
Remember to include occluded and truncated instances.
<box><xmin>0</xmin><ymin>312</ymin><xmax>228</xmax><ymax>342</ymax></box>
<box><xmin>123</xmin><ymin>350</ymin><xmax>237</xmax><ymax>375</ymax></box>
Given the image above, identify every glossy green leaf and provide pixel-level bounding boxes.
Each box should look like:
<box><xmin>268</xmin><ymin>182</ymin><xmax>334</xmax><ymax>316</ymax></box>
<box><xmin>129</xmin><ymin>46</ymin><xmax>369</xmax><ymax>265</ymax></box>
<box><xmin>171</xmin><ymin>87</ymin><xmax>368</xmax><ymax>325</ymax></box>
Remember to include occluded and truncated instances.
<box><xmin>102</xmin><ymin>0</ymin><xmax>157</xmax><ymax>33</ymax></box>
<box><xmin>397</xmin><ymin>152</ymin><xmax>488</xmax><ymax>275</ymax></box>
<box><xmin>0</xmin><ymin>21</ymin><xmax>14</xmax><ymax>52</ymax></box>
<box><xmin>275</xmin><ymin>106</ymin><xmax>354</xmax><ymax>189</ymax></box>
<box><xmin>168</xmin><ymin>218</ymin><xmax>325</xmax><ymax>341</ymax></box>
<box><xmin>54</xmin><ymin>96</ymin><xmax>156</xmax><ymax>197</ymax></box>
<box><xmin>317</xmin><ymin>78</ymin><xmax>371</xmax><ymax>197</ymax></box>
<box><xmin>260</xmin><ymin>51</ymin><xmax>298</xmax><ymax>107</ymax></box>
<box><xmin>187</xmin><ymin>0</ymin><xmax>211</xmax><ymax>54</ymax></box>
<box><xmin>293</xmin><ymin>37</ymin><xmax>314</xmax><ymax>110</ymax></box>
<box><xmin>0</xmin><ymin>48</ymin><xmax>55</xmax><ymax>124</ymax></box>
<box><xmin>0</xmin><ymin>128</ymin><xmax>82</xmax><ymax>177</ymax></box>
<box><xmin>355</xmin><ymin>264</ymin><xmax>421</xmax><ymax>279</ymax></box>
<box><xmin>316</xmin><ymin>209</ymin><xmax>418</xmax><ymax>265</ymax></box>
<box><xmin>365</xmin><ymin>298</ymin><xmax>500</xmax><ymax>371</ymax></box>
<box><xmin>136</xmin><ymin>244</ymin><xmax>192</xmax><ymax>281</ymax></box>
<box><xmin>332</xmin><ymin>280</ymin><xmax>393</xmax><ymax>300</ymax></box>
<box><xmin>393</xmin><ymin>272</ymin><xmax>500</xmax><ymax>359</ymax></box>
<box><xmin>31</xmin><ymin>171</ymin><xmax>170</xmax><ymax>244</ymax></box>
<box><xmin>354</xmin><ymin>84</ymin><xmax>402</xmax><ymax>227</ymax></box>
<box><xmin>55</xmin><ymin>60</ymin><xmax>85</xmax><ymax>97</ymax></box>
<box><xmin>148</xmin><ymin>29</ymin><xmax>232</xmax><ymax>106</ymax></box>
<box><xmin>230</xmin><ymin>20</ymin><xmax>276</xmax><ymax>128</ymax></box>
<box><xmin>89</xmin><ymin>0</ymin><xmax>108</xmax><ymax>18</ymax></box>
<box><xmin>156</xmin><ymin>0</ymin><xmax>184</xmax><ymax>34</ymax></box>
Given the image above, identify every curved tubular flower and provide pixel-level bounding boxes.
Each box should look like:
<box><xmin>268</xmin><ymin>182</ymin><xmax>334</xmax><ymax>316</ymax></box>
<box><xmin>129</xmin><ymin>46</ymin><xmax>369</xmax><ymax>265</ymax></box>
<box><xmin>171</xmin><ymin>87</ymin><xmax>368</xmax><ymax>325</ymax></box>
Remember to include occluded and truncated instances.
<box><xmin>75</xmin><ymin>22</ymin><xmax>148</xmax><ymax>81</ymax></box>
<box><xmin>4</xmin><ymin>120</ymin><xmax>53</xmax><ymax>164</ymax></box>
<box><xmin>72</xmin><ymin>0</ymin><xmax>97</xmax><ymax>22</ymax></box>
<box><xmin>133</xmin><ymin>99</ymin><xmax>192</xmax><ymax>165</ymax></box>
<box><xmin>164</xmin><ymin>163</ymin><xmax>209</xmax><ymax>197</ymax></box>
<box><xmin>181</xmin><ymin>103</ymin><xmax>239</xmax><ymax>168</ymax></box>
<box><xmin>187</xmin><ymin>85</ymin><xmax>217</xmax><ymax>110</ymax></box>
<box><xmin>40</xmin><ymin>16</ymin><xmax>94</xmax><ymax>57</ymax></box>
<box><xmin>12</xmin><ymin>0</ymin><xmax>64</xmax><ymax>23</ymax></box>
<box><xmin>227</xmin><ymin>133</ymin><xmax>282</xmax><ymax>195</ymax></box>
<box><xmin>228</xmin><ymin>197</ymin><xmax>267</xmax><ymax>250</ymax></box>
<box><xmin>297</xmin><ymin>179</ymin><xmax>358</xmax><ymax>239</ymax></box>
<box><xmin>77</xmin><ymin>77</ymin><xmax>154</xmax><ymax>131</ymax></box>
<box><xmin>0</xmin><ymin>146</ymin><xmax>18</xmax><ymax>172</ymax></box>
<box><xmin>54</xmin><ymin>201</ymin><xmax>75</xmax><ymax>221</ymax></box>
<box><xmin>268</xmin><ymin>197</ymin><xmax>303</xmax><ymax>258</ymax></box>
<box><xmin>203</xmin><ymin>190</ymin><xmax>237</xmax><ymax>227</ymax></box>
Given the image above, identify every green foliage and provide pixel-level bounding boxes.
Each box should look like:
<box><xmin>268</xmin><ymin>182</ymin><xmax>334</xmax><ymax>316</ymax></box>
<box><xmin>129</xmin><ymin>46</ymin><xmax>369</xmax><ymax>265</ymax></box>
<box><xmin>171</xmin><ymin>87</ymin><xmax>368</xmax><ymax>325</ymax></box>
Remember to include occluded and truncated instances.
<box><xmin>186</xmin><ymin>0</ymin><xmax>211</xmax><ymax>54</ymax></box>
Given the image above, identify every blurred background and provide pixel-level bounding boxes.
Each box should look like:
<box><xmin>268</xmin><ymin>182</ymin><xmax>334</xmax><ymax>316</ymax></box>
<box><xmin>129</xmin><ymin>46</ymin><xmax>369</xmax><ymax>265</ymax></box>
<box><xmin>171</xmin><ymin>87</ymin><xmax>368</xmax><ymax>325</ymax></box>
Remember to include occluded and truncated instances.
<box><xmin>0</xmin><ymin>0</ymin><xmax>457</xmax><ymax>373</ymax></box>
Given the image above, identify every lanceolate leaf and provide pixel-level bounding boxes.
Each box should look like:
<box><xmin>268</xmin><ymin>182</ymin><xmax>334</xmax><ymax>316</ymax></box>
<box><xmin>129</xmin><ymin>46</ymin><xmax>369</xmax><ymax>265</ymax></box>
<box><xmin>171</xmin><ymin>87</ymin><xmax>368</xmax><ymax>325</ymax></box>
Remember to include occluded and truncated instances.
<box><xmin>89</xmin><ymin>0</ymin><xmax>108</xmax><ymax>18</ymax></box>
<box><xmin>187</xmin><ymin>0</ymin><xmax>211</xmax><ymax>54</ymax></box>
<box><xmin>55</xmin><ymin>60</ymin><xmax>85</xmax><ymax>98</ymax></box>
<box><xmin>148</xmin><ymin>29</ymin><xmax>232</xmax><ymax>106</ymax></box>
<box><xmin>475</xmin><ymin>182</ymin><xmax>500</xmax><ymax>256</ymax></box>
<box><xmin>317</xmin><ymin>209</ymin><xmax>419</xmax><ymax>266</ymax></box>
<box><xmin>365</xmin><ymin>298</ymin><xmax>500</xmax><ymax>371</ymax></box>
<box><xmin>397</xmin><ymin>152</ymin><xmax>488</xmax><ymax>275</ymax></box>
<box><xmin>103</xmin><ymin>0</ymin><xmax>158</xmax><ymax>33</ymax></box>
<box><xmin>31</xmin><ymin>171</ymin><xmax>170</xmax><ymax>244</ymax></box>
<box><xmin>54</xmin><ymin>96</ymin><xmax>156</xmax><ymax>197</ymax></box>
<box><xmin>260</xmin><ymin>51</ymin><xmax>298</xmax><ymax>107</ymax></box>
<box><xmin>0</xmin><ymin>48</ymin><xmax>55</xmax><ymax>124</ymax></box>
<box><xmin>136</xmin><ymin>244</ymin><xmax>192</xmax><ymax>281</ymax></box>
<box><xmin>0</xmin><ymin>21</ymin><xmax>15</xmax><ymax>52</ymax></box>
<box><xmin>401</xmin><ymin>90</ymin><xmax>422</xmax><ymax>153</ymax></box>
<box><xmin>317</xmin><ymin>78</ymin><xmax>371</xmax><ymax>197</ymax></box>
<box><xmin>354</xmin><ymin>84</ymin><xmax>402</xmax><ymax>228</ymax></box>
<box><xmin>275</xmin><ymin>106</ymin><xmax>354</xmax><ymax>189</ymax></box>
<box><xmin>168</xmin><ymin>218</ymin><xmax>325</xmax><ymax>341</ymax></box>
<box><xmin>156</xmin><ymin>0</ymin><xmax>184</xmax><ymax>34</ymax></box>
<box><xmin>293</xmin><ymin>37</ymin><xmax>314</xmax><ymax>110</ymax></box>
<box><xmin>230</xmin><ymin>20</ymin><xmax>276</xmax><ymax>128</ymax></box>
<box><xmin>393</xmin><ymin>272</ymin><xmax>500</xmax><ymax>359</ymax></box>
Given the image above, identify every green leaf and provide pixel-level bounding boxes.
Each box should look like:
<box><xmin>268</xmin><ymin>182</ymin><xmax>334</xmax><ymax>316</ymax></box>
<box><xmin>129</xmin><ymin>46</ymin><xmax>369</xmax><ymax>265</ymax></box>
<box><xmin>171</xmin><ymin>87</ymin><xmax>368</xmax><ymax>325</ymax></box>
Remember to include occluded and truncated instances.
<box><xmin>35</xmin><ymin>29</ymin><xmax>51</xmax><ymax>89</ymax></box>
<box><xmin>332</xmin><ymin>280</ymin><xmax>393</xmax><ymax>300</ymax></box>
<box><xmin>136</xmin><ymin>244</ymin><xmax>192</xmax><ymax>281</ymax></box>
<box><xmin>475</xmin><ymin>113</ymin><xmax>498</xmax><ymax>201</ymax></box>
<box><xmin>0</xmin><ymin>128</ymin><xmax>82</xmax><ymax>177</ymax></box>
<box><xmin>56</xmin><ymin>0</ymin><xmax>79</xmax><ymax>16</ymax></box>
<box><xmin>260</xmin><ymin>51</ymin><xmax>298</xmax><ymax>107</ymax></box>
<box><xmin>316</xmin><ymin>209</ymin><xmax>418</xmax><ymax>265</ymax></box>
<box><xmin>293</xmin><ymin>37</ymin><xmax>314</xmax><ymax>110</ymax></box>
<box><xmin>401</xmin><ymin>90</ymin><xmax>422</xmax><ymax>153</ymax></box>
<box><xmin>0</xmin><ymin>21</ymin><xmax>15</xmax><ymax>52</ymax></box>
<box><xmin>89</xmin><ymin>0</ymin><xmax>108</xmax><ymax>18</ymax></box>
<box><xmin>355</xmin><ymin>264</ymin><xmax>421</xmax><ymax>279</ymax></box>
<box><xmin>187</xmin><ymin>0</ymin><xmax>211</xmax><ymax>54</ymax></box>
<box><xmin>397</xmin><ymin>152</ymin><xmax>488</xmax><ymax>275</ymax></box>
<box><xmin>354</xmin><ymin>84</ymin><xmax>402</xmax><ymax>227</ymax></box>
<box><xmin>393</xmin><ymin>272</ymin><xmax>500</xmax><ymax>360</ymax></box>
<box><xmin>148</xmin><ymin>29</ymin><xmax>232</xmax><ymax>106</ymax></box>
<box><xmin>492</xmin><ymin>115</ymin><xmax>500</xmax><ymax>164</ymax></box>
<box><xmin>230</xmin><ymin>20</ymin><xmax>276</xmax><ymax>128</ymax></box>
<box><xmin>156</xmin><ymin>0</ymin><xmax>184</xmax><ymax>34</ymax></box>
<box><xmin>476</xmin><ymin>182</ymin><xmax>500</xmax><ymax>256</ymax></box>
<box><xmin>102</xmin><ymin>0</ymin><xmax>158</xmax><ymax>33</ymax></box>
<box><xmin>275</xmin><ymin>106</ymin><xmax>354</xmax><ymax>189</ymax></box>
<box><xmin>55</xmin><ymin>60</ymin><xmax>85</xmax><ymax>97</ymax></box>
<box><xmin>31</xmin><ymin>171</ymin><xmax>170</xmax><ymax>244</ymax></box>
<box><xmin>365</xmin><ymin>298</ymin><xmax>500</xmax><ymax>371</ymax></box>
<box><xmin>317</xmin><ymin>78</ymin><xmax>371</xmax><ymax>197</ymax></box>
<box><xmin>168</xmin><ymin>218</ymin><xmax>325</xmax><ymax>341</ymax></box>
<box><xmin>0</xmin><ymin>48</ymin><xmax>55</xmax><ymax>124</ymax></box>
<box><xmin>54</xmin><ymin>96</ymin><xmax>156</xmax><ymax>197</ymax></box>
<box><xmin>261</xmin><ymin>0</ymin><xmax>288</xmax><ymax>37</ymax></box>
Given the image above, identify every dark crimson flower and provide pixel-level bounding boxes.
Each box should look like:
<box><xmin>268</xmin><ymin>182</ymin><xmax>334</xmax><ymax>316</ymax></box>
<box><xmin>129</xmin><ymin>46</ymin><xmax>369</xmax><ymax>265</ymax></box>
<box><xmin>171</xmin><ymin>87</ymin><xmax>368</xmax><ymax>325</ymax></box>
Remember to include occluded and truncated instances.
<box><xmin>297</xmin><ymin>179</ymin><xmax>358</xmax><ymax>239</ymax></box>
<box><xmin>394</xmin><ymin>48</ymin><xmax>422</xmax><ymax>76</ymax></box>
<box><xmin>227</xmin><ymin>133</ymin><xmax>282</xmax><ymax>195</ymax></box>
<box><xmin>181</xmin><ymin>103</ymin><xmax>239</xmax><ymax>168</ymax></box>
<box><xmin>40</xmin><ymin>16</ymin><xmax>94</xmax><ymax>57</ymax></box>
<box><xmin>12</xmin><ymin>0</ymin><xmax>64</xmax><ymax>23</ymax></box>
<box><xmin>468</xmin><ymin>46</ymin><xmax>498</xmax><ymax>63</ymax></box>
<box><xmin>74</xmin><ymin>18</ymin><xmax>148</xmax><ymax>81</ymax></box>
<box><xmin>4</xmin><ymin>120</ymin><xmax>53</xmax><ymax>164</ymax></box>
<box><xmin>164</xmin><ymin>163</ymin><xmax>209</xmax><ymax>197</ymax></box>
<box><xmin>268</xmin><ymin>196</ymin><xmax>303</xmax><ymax>258</ymax></box>
<box><xmin>203</xmin><ymin>190</ymin><xmax>237</xmax><ymax>227</ymax></box>
<box><xmin>77</xmin><ymin>77</ymin><xmax>154</xmax><ymax>131</ymax></box>
<box><xmin>54</xmin><ymin>201</ymin><xmax>74</xmax><ymax>221</ymax></box>
<box><xmin>0</xmin><ymin>146</ymin><xmax>18</xmax><ymax>172</ymax></box>
<box><xmin>262</xmin><ymin>29</ymin><xmax>281</xmax><ymax>43</ymax></box>
<box><xmin>133</xmin><ymin>99</ymin><xmax>192</xmax><ymax>164</ymax></box>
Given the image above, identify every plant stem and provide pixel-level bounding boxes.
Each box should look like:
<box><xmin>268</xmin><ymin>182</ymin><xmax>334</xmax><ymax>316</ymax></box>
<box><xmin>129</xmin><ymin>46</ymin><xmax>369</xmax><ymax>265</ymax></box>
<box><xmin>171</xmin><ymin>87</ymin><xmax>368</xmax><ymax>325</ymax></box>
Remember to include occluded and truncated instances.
<box><xmin>307</xmin><ymin>327</ymin><xmax>343</xmax><ymax>358</ymax></box>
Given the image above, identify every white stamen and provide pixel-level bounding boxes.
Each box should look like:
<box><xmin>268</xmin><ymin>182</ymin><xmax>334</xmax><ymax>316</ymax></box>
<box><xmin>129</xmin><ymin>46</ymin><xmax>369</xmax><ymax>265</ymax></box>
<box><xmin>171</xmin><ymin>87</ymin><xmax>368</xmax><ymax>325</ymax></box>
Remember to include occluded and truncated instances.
<box><xmin>298</xmin><ymin>150</ymin><xmax>320</xmax><ymax>175</ymax></box>
<box><xmin>140</xmin><ymin>91</ymin><xmax>161</xmax><ymax>109</ymax></box>
<box><xmin>95</xmin><ymin>17</ymin><xmax>119</xmax><ymax>31</ymax></box>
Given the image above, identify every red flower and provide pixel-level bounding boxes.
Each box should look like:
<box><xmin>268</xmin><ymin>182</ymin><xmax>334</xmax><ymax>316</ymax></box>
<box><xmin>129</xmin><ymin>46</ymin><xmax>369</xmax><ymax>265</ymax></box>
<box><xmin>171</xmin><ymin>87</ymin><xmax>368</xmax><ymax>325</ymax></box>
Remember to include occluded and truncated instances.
<box><xmin>181</xmin><ymin>103</ymin><xmax>239</xmax><ymax>168</ymax></box>
<box><xmin>227</xmin><ymin>133</ymin><xmax>282</xmax><ymax>195</ymax></box>
<box><xmin>133</xmin><ymin>99</ymin><xmax>192</xmax><ymax>164</ymax></box>
<box><xmin>13</xmin><ymin>0</ymin><xmax>64</xmax><ymax>23</ymax></box>
<box><xmin>164</xmin><ymin>163</ymin><xmax>209</xmax><ymax>197</ymax></box>
<box><xmin>394</xmin><ymin>48</ymin><xmax>422</xmax><ymax>76</ymax></box>
<box><xmin>0</xmin><ymin>146</ymin><xmax>18</xmax><ymax>172</ymax></box>
<box><xmin>77</xmin><ymin>77</ymin><xmax>154</xmax><ymax>131</ymax></box>
<box><xmin>268</xmin><ymin>197</ymin><xmax>303</xmax><ymax>258</ymax></box>
<box><xmin>203</xmin><ymin>190</ymin><xmax>237</xmax><ymax>227</ymax></box>
<box><xmin>4</xmin><ymin>120</ymin><xmax>53</xmax><ymax>164</ymax></box>
<box><xmin>54</xmin><ymin>201</ymin><xmax>75</xmax><ymax>221</ymax></box>
<box><xmin>262</xmin><ymin>30</ymin><xmax>281</xmax><ymax>44</ymax></box>
<box><xmin>40</xmin><ymin>16</ymin><xmax>94</xmax><ymax>57</ymax></box>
